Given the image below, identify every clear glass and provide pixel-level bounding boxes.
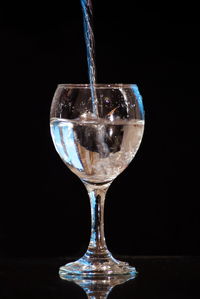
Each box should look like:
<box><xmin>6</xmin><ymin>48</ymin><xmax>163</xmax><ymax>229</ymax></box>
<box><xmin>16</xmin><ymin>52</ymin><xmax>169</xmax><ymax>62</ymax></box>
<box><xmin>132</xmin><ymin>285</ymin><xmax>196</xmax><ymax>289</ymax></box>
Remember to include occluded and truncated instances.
<box><xmin>65</xmin><ymin>274</ymin><xmax>135</xmax><ymax>298</ymax></box>
<box><xmin>50</xmin><ymin>84</ymin><xmax>145</xmax><ymax>278</ymax></box>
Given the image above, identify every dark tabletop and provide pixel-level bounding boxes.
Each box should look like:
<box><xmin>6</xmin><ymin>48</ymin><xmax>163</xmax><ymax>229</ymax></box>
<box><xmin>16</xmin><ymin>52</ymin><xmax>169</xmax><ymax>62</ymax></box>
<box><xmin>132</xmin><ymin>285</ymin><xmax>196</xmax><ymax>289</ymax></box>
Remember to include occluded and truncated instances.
<box><xmin>0</xmin><ymin>256</ymin><xmax>200</xmax><ymax>298</ymax></box>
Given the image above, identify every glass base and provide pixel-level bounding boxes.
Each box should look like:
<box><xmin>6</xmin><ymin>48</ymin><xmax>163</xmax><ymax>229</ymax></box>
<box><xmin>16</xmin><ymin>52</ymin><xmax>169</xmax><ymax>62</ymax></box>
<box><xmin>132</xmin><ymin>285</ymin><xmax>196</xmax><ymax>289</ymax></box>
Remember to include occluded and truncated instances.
<box><xmin>59</xmin><ymin>252</ymin><xmax>137</xmax><ymax>278</ymax></box>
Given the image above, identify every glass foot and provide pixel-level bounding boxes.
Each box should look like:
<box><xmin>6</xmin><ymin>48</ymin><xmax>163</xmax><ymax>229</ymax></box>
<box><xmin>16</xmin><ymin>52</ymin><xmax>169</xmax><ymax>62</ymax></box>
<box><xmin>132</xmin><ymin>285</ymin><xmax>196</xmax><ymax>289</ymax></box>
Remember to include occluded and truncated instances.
<box><xmin>59</xmin><ymin>253</ymin><xmax>137</xmax><ymax>278</ymax></box>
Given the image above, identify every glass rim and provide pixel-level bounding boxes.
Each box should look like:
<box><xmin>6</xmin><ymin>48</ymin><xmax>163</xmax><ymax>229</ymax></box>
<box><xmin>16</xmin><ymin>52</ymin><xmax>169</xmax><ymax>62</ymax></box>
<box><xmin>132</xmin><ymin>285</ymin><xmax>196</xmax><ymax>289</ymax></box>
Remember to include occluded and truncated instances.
<box><xmin>57</xmin><ymin>83</ymin><xmax>138</xmax><ymax>89</ymax></box>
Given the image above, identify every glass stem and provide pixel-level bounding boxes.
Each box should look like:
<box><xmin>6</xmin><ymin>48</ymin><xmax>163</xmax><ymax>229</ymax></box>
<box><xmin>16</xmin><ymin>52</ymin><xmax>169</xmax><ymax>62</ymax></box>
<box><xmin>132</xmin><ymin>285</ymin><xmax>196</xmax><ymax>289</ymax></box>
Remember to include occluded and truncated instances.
<box><xmin>84</xmin><ymin>182</ymin><xmax>111</xmax><ymax>258</ymax></box>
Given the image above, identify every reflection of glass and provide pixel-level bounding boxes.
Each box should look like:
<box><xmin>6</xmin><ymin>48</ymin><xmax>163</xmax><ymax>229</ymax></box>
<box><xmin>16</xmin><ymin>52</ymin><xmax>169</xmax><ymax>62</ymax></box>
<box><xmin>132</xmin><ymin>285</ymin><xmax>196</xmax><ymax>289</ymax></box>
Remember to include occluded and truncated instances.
<box><xmin>65</xmin><ymin>274</ymin><xmax>135</xmax><ymax>299</ymax></box>
<box><xmin>50</xmin><ymin>84</ymin><xmax>145</xmax><ymax>277</ymax></box>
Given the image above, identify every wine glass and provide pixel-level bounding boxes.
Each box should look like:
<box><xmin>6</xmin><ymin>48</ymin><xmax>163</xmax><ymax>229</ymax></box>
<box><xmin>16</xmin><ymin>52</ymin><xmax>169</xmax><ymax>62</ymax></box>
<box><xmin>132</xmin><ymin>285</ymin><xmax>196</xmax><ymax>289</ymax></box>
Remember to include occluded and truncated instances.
<box><xmin>50</xmin><ymin>83</ymin><xmax>144</xmax><ymax>278</ymax></box>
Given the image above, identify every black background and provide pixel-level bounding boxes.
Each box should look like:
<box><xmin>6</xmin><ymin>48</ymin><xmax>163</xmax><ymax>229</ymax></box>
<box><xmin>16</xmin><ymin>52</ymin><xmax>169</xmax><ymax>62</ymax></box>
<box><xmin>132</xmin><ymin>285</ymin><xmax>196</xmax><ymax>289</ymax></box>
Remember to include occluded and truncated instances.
<box><xmin>0</xmin><ymin>1</ymin><xmax>199</xmax><ymax>258</ymax></box>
